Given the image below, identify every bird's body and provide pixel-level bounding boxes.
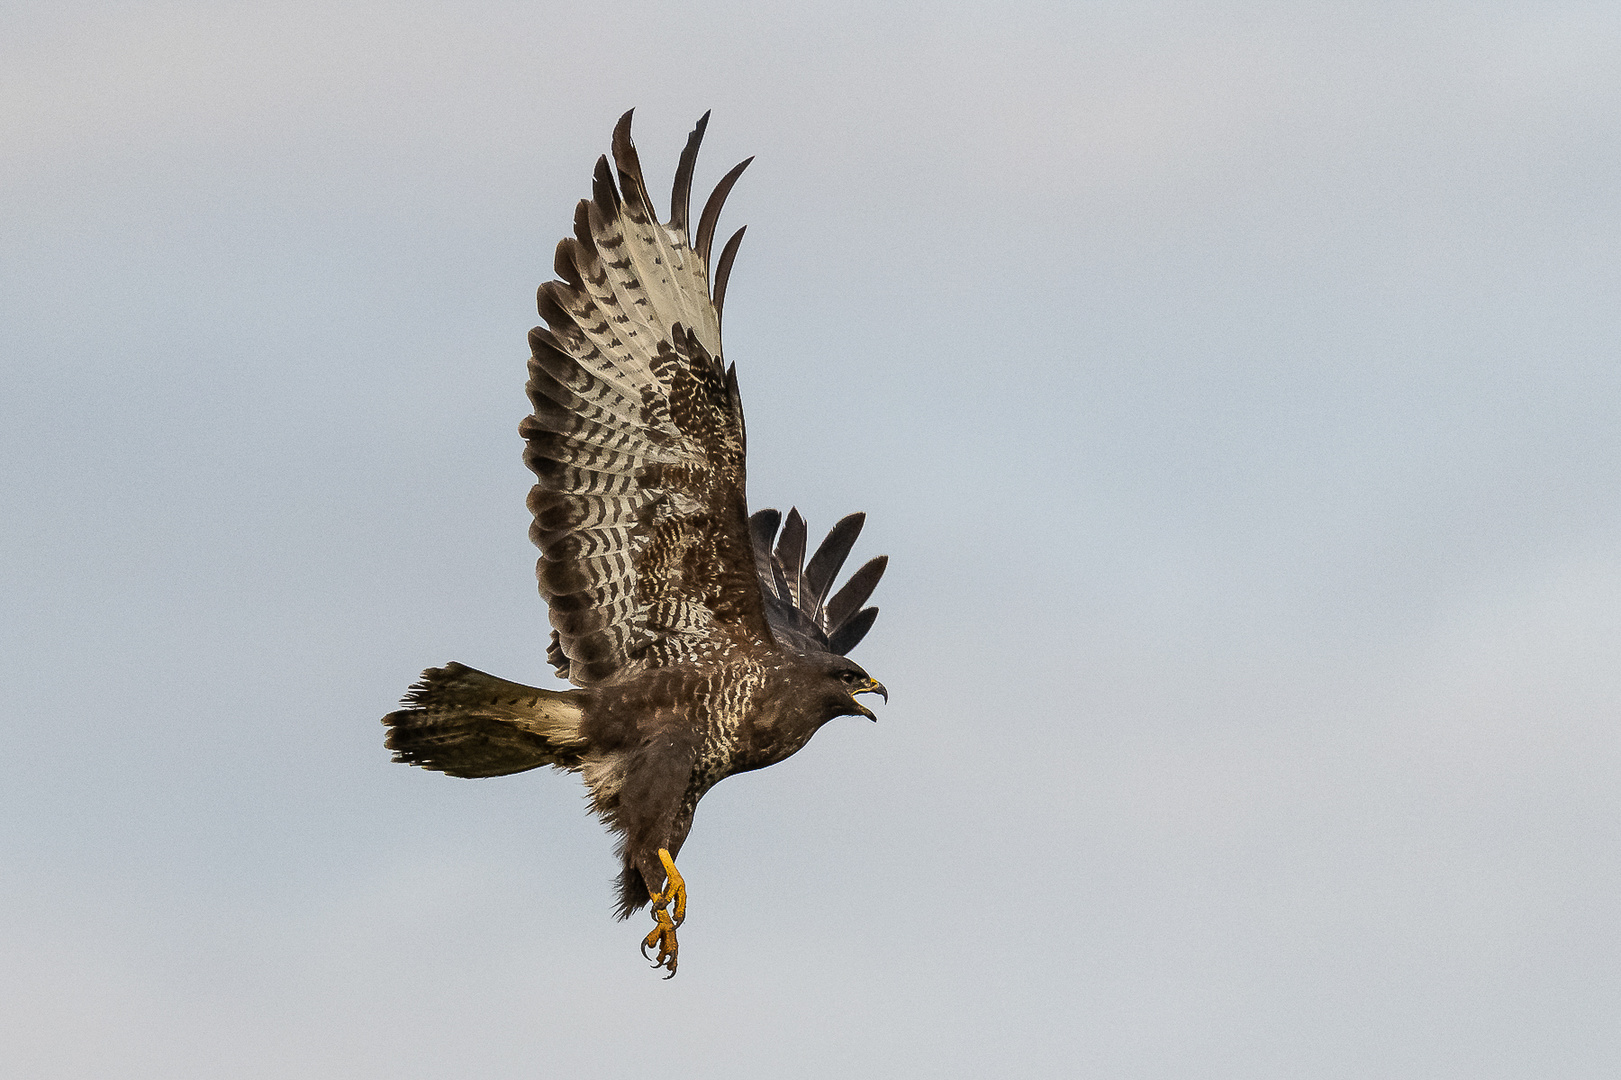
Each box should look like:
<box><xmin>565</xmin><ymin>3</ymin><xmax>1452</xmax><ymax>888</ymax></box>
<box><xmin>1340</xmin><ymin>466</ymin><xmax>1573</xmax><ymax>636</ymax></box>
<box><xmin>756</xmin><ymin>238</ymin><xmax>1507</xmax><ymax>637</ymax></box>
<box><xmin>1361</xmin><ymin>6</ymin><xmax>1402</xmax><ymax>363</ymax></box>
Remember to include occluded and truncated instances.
<box><xmin>382</xmin><ymin>111</ymin><xmax>887</xmax><ymax>975</ymax></box>
<box><xmin>579</xmin><ymin>649</ymin><xmax>873</xmax><ymax>913</ymax></box>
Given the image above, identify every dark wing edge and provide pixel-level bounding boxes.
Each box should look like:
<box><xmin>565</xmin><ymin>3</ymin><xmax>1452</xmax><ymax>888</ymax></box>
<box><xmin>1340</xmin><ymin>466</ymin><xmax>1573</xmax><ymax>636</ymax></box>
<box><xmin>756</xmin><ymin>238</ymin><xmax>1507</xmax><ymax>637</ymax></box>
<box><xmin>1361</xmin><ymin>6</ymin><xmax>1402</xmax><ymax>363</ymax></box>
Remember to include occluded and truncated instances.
<box><xmin>524</xmin><ymin>110</ymin><xmax>772</xmax><ymax>686</ymax></box>
<box><xmin>750</xmin><ymin>507</ymin><xmax>887</xmax><ymax>656</ymax></box>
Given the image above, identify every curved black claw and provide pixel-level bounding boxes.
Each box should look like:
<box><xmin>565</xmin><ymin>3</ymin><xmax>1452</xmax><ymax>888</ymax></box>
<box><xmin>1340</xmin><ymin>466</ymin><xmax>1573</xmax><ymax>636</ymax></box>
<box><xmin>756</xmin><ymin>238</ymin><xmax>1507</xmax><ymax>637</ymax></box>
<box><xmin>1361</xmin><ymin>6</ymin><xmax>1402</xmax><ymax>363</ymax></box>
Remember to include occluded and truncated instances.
<box><xmin>639</xmin><ymin>848</ymin><xmax>686</xmax><ymax>978</ymax></box>
<box><xmin>642</xmin><ymin>908</ymin><xmax>679</xmax><ymax>978</ymax></box>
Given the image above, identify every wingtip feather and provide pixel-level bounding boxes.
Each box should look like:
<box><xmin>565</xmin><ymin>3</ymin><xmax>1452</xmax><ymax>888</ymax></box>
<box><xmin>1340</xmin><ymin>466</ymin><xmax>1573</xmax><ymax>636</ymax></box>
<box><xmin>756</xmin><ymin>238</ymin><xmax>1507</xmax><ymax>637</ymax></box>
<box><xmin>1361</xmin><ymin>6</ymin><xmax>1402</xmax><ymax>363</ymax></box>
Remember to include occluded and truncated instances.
<box><xmin>713</xmin><ymin>226</ymin><xmax>747</xmax><ymax>325</ymax></box>
<box><xmin>611</xmin><ymin>109</ymin><xmax>655</xmax><ymax>221</ymax></box>
<box><xmin>697</xmin><ymin>156</ymin><xmax>754</xmax><ymax>271</ymax></box>
<box><xmin>670</xmin><ymin>111</ymin><xmax>711</xmax><ymax>236</ymax></box>
<box><xmin>803</xmin><ymin>513</ymin><xmax>866</xmax><ymax>605</ymax></box>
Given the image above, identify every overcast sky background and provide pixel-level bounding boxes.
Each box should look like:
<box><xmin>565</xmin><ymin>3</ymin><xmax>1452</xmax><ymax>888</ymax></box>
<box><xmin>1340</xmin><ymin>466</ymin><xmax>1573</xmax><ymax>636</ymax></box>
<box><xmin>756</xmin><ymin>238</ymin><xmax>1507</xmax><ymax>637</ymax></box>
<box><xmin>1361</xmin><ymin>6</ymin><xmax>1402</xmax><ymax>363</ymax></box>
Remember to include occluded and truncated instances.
<box><xmin>4</xmin><ymin>2</ymin><xmax>1620</xmax><ymax>1076</ymax></box>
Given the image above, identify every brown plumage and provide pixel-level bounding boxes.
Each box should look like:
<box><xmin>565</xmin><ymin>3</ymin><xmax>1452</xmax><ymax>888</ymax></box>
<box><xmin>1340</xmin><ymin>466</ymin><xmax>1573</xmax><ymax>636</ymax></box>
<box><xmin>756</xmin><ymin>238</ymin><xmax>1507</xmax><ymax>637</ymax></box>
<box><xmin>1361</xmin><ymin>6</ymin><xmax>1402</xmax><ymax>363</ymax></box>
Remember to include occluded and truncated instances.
<box><xmin>382</xmin><ymin>111</ymin><xmax>888</xmax><ymax>977</ymax></box>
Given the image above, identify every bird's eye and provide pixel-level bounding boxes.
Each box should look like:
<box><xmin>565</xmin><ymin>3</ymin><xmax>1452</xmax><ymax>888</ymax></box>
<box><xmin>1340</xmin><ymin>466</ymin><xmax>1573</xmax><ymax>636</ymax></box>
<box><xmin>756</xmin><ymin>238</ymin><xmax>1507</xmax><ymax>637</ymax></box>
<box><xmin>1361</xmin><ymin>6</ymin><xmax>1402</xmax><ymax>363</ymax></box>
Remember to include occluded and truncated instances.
<box><xmin>840</xmin><ymin>671</ymin><xmax>859</xmax><ymax>683</ymax></box>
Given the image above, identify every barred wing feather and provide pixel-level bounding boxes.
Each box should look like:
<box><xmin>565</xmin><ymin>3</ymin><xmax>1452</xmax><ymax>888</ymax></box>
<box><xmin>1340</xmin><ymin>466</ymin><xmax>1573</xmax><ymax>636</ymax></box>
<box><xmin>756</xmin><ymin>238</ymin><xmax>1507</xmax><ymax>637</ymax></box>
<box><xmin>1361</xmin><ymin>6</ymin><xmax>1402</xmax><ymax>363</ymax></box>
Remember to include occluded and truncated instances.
<box><xmin>523</xmin><ymin>111</ymin><xmax>770</xmax><ymax>686</ymax></box>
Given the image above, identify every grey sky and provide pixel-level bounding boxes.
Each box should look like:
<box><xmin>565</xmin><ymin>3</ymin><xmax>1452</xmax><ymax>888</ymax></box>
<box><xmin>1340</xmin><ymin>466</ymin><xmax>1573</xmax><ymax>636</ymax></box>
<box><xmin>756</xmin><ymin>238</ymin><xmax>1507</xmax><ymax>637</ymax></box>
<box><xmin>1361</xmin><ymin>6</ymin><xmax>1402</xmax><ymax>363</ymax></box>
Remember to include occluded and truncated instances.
<box><xmin>4</xmin><ymin>2</ymin><xmax>1620</xmax><ymax>1076</ymax></box>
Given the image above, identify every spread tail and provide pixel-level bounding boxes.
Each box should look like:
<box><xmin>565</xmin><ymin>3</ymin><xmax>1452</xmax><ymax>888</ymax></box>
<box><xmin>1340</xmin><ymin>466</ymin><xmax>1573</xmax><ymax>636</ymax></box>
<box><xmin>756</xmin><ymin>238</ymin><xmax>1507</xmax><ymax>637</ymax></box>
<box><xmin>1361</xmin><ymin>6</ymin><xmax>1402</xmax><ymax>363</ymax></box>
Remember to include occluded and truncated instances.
<box><xmin>382</xmin><ymin>662</ymin><xmax>588</xmax><ymax>778</ymax></box>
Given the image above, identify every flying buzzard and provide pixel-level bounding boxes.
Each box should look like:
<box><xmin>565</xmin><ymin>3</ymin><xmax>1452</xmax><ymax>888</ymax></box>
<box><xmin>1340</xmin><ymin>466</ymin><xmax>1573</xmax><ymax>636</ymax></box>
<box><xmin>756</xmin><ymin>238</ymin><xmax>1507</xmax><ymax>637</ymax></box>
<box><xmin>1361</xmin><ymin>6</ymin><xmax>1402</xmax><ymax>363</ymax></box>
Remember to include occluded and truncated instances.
<box><xmin>382</xmin><ymin>111</ymin><xmax>888</xmax><ymax>977</ymax></box>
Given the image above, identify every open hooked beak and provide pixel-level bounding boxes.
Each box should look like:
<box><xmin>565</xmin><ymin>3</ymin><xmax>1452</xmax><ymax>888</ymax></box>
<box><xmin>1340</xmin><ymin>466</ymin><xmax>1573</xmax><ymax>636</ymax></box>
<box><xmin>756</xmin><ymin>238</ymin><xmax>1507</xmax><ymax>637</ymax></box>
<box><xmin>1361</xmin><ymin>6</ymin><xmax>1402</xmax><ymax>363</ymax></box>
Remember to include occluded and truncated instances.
<box><xmin>853</xmin><ymin>677</ymin><xmax>887</xmax><ymax>721</ymax></box>
<box><xmin>855</xmin><ymin>678</ymin><xmax>888</xmax><ymax>704</ymax></box>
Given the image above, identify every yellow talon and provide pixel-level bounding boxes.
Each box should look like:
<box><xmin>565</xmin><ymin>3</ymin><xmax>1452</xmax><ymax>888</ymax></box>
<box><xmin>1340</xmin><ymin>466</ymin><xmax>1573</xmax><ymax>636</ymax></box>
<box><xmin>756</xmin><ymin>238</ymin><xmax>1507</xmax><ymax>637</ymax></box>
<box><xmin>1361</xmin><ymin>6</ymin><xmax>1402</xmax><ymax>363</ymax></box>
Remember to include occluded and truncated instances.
<box><xmin>640</xmin><ymin>848</ymin><xmax>687</xmax><ymax>978</ymax></box>
<box><xmin>641</xmin><ymin>907</ymin><xmax>678</xmax><ymax>977</ymax></box>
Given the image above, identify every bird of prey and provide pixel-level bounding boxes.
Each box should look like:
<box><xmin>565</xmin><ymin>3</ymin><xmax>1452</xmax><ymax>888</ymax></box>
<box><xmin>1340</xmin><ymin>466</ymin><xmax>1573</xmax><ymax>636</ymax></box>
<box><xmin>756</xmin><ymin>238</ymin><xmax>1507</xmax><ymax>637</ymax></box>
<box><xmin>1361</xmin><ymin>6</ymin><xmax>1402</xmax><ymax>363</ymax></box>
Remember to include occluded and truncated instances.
<box><xmin>382</xmin><ymin>111</ymin><xmax>888</xmax><ymax>977</ymax></box>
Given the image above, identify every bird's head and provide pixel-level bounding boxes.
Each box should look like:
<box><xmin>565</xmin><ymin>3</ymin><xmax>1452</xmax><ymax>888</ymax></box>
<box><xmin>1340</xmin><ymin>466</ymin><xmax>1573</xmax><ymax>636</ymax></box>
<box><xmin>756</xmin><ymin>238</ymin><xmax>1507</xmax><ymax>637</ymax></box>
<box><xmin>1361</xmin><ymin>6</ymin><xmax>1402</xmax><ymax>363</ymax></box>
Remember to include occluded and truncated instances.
<box><xmin>801</xmin><ymin>652</ymin><xmax>888</xmax><ymax>723</ymax></box>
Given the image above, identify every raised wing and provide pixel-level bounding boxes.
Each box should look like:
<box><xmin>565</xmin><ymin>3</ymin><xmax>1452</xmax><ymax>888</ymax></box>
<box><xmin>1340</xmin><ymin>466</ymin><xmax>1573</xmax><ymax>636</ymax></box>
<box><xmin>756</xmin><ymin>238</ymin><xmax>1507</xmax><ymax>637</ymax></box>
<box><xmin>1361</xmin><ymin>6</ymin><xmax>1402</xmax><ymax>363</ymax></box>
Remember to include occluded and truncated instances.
<box><xmin>523</xmin><ymin>111</ymin><xmax>770</xmax><ymax>686</ymax></box>
<box><xmin>750</xmin><ymin>508</ymin><xmax>887</xmax><ymax>656</ymax></box>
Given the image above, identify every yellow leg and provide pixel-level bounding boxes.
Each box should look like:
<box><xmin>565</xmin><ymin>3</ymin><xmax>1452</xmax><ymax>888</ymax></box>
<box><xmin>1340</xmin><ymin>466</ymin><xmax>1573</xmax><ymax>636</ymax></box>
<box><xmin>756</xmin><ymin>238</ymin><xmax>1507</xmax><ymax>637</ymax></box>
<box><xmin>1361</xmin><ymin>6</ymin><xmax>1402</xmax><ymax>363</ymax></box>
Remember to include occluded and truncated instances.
<box><xmin>655</xmin><ymin>848</ymin><xmax>686</xmax><ymax>925</ymax></box>
<box><xmin>640</xmin><ymin>848</ymin><xmax>687</xmax><ymax>978</ymax></box>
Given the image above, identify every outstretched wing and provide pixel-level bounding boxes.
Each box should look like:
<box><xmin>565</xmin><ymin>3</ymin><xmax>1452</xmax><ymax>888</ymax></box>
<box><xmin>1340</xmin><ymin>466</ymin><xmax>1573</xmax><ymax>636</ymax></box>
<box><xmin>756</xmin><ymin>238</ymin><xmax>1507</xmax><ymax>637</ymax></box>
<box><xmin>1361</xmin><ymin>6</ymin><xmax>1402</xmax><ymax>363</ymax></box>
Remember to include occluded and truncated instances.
<box><xmin>523</xmin><ymin>111</ymin><xmax>770</xmax><ymax>686</ymax></box>
<box><xmin>750</xmin><ymin>508</ymin><xmax>887</xmax><ymax>656</ymax></box>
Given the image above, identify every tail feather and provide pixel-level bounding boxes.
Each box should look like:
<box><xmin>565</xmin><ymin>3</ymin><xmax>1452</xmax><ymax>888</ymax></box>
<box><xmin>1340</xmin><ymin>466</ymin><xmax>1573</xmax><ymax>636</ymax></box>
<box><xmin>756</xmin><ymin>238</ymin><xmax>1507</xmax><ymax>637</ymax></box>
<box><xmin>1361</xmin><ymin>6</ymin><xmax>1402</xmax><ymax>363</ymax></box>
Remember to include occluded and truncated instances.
<box><xmin>382</xmin><ymin>662</ymin><xmax>588</xmax><ymax>779</ymax></box>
